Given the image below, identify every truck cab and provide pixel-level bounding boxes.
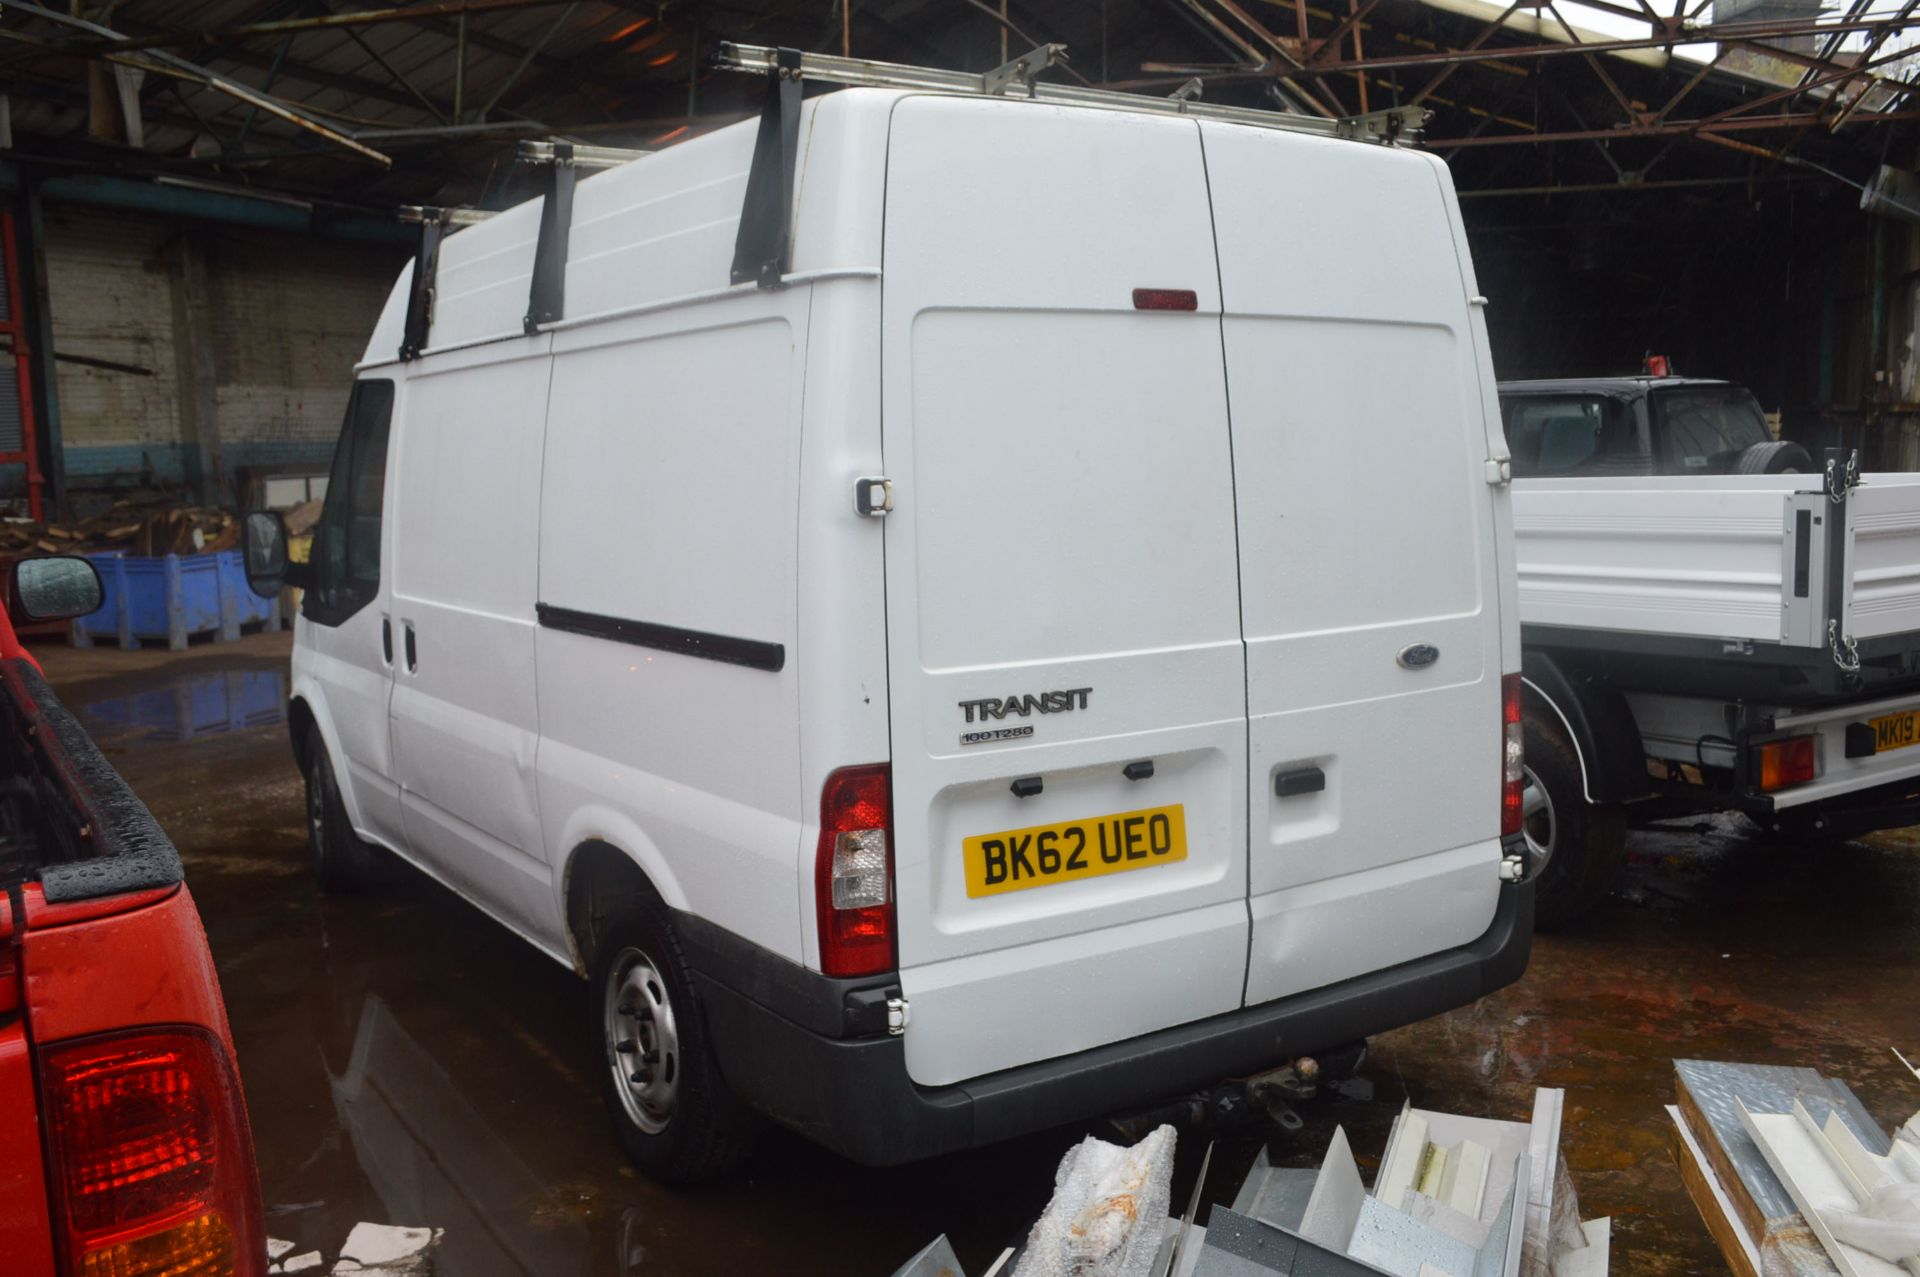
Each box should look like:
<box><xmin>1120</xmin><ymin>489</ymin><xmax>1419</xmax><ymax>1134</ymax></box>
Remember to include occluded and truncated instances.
<box><xmin>1500</xmin><ymin>375</ymin><xmax>1809</xmax><ymax>480</ymax></box>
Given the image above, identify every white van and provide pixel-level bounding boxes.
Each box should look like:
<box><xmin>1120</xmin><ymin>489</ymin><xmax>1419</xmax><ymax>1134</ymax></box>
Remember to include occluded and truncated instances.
<box><xmin>247</xmin><ymin>50</ymin><xmax>1534</xmax><ymax>1183</ymax></box>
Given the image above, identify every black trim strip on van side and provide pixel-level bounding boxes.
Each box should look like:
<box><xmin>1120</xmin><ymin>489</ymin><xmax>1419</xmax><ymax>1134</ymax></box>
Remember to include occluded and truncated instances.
<box><xmin>535</xmin><ymin>603</ymin><xmax>786</xmax><ymax>672</ymax></box>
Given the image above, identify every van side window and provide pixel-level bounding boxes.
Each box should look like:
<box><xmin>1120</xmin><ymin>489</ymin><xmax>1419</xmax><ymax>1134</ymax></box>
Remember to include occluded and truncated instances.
<box><xmin>306</xmin><ymin>379</ymin><xmax>395</xmax><ymax>626</ymax></box>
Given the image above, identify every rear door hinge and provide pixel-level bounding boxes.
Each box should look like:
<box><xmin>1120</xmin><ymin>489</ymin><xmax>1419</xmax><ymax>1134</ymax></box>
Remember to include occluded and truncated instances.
<box><xmin>1484</xmin><ymin>458</ymin><xmax>1512</xmax><ymax>486</ymax></box>
<box><xmin>855</xmin><ymin>476</ymin><xmax>893</xmax><ymax>518</ymax></box>
<box><xmin>886</xmin><ymin>995</ymin><xmax>910</xmax><ymax>1036</ymax></box>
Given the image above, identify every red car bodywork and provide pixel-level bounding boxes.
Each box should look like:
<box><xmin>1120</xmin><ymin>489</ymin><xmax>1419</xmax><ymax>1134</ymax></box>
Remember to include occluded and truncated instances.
<box><xmin>0</xmin><ymin>605</ymin><xmax>264</xmax><ymax>1276</ymax></box>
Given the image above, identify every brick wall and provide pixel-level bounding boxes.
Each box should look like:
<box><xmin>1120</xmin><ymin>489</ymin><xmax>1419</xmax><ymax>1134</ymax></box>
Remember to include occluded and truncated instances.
<box><xmin>204</xmin><ymin>225</ymin><xmax>399</xmax><ymax>458</ymax></box>
<box><xmin>43</xmin><ymin>207</ymin><xmax>182</xmax><ymax>472</ymax></box>
<box><xmin>27</xmin><ymin>205</ymin><xmax>404</xmax><ymax>495</ymax></box>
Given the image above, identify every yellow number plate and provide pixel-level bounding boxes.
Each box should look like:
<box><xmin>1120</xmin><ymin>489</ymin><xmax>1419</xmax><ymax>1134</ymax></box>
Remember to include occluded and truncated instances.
<box><xmin>1870</xmin><ymin>709</ymin><xmax>1920</xmax><ymax>753</ymax></box>
<box><xmin>963</xmin><ymin>804</ymin><xmax>1188</xmax><ymax>899</ymax></box>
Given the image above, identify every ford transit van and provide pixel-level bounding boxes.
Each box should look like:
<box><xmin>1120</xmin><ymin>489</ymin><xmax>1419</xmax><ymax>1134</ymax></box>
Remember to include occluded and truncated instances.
<box><xmin>248</xmin><ymin>56</ymin><xmax>1533</xmax><ymax>1183</ymax></box>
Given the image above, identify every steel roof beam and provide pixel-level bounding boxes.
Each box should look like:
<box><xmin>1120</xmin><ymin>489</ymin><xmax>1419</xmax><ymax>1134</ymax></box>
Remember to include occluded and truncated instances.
<box><xmin>2</xmin><ymin>1</ymin><xmax>390</xmax><ymax>164</ymax></box>
<box><xmin>37</xmin><ymin>0</ymin><xmax>580</xmax><ymax>57</ymax></box>
<box><xmin>1430</xmin><ymin>105</ymin><xmax>1920</xmax><ymax>146</ymax></box>
<box><xmin>1314</xmin><ymin>12</ymin><xmax>1920</xmax><ymax>74</ymax></box>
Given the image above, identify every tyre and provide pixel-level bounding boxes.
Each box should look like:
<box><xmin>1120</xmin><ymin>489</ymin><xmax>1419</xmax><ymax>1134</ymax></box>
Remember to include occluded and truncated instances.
<box><xmin>304</xmin><ymin>726</ymin><xmax>382</xmax><ymax>892</ymax></box>
<box><xmin>591</xmin><ymin>893</ymin><xmax>758</xmax><ymax>1184</ymax></box>
<box><xmin>1521</xmin><ymin>712</ymin><xmax>1628</xmax><ymax>929</ymax></box>
<box><xmin>1734</xmin><ymin>440</ymin><xmax>1813</xmax><ymax>474</ymax></box>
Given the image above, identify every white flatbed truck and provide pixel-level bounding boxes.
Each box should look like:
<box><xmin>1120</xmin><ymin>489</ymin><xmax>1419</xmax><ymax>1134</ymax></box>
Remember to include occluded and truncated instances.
<box><xmin>1502</xmin><ymin>376</ymin><xmax>1920</xmax><ymax>924</ymax></box>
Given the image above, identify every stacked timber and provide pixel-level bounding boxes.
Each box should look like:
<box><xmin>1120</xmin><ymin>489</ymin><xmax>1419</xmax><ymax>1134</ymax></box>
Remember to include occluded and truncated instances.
<box><xmin>0</xmin><ymin>496</ymin><xmax>240</xmax><ymax>558</ymax></box>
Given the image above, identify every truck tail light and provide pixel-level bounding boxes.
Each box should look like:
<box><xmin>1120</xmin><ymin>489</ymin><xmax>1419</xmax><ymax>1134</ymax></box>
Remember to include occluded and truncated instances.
<box><xmin>41</xmin><ymin>1028</ymin><xmax>264</xmax><ymax>1277</ymax></box>
<box><xmin>1502</xmin><ymin>674</ymin><xmax>1525</xmax><ymax>837</ymax></box>
<box><xmin>1756</xmin><ymin>735</ymin><xmax>1819</xmax><ymax>792</ymax></box>
<box><xmin>815</xmin><ymin>764</ymin><xmax>895</xmax><ymax>978</ymax></box>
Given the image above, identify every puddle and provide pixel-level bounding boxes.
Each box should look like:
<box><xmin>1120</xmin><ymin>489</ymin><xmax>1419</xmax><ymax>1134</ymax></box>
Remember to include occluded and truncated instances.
<box><xmin>80</xmin><ymin>668</ymin><xmax>286</xmax><ymax>743</ymax></box>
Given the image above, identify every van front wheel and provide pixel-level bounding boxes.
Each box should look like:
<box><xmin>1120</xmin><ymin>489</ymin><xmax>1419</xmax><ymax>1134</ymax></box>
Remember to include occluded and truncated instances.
<box><xmin>1522</xmin><ymin>713</ymin><xmax>1627</xmax><ymax>929</ymax></box>
<box><xmin>590</xmin><ymin>898</ymin><xmax>758</xmax><ymax>1183</ymax></box>
<box><xmin>305</xmin><ymin>728</ymin><xmax>382</xmax><ymax>892</ymax></box>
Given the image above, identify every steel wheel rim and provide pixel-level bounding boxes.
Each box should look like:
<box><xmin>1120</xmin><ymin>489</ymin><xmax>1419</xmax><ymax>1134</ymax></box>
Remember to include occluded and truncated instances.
<box><xmin>604</xmin><ymin>946</ymin><xmax>679</xmax><ymax>1135</ymax></box>
<box><xmin>1521</xmin><ymin>765</ymin><xmax>1555</xmax><ymax>869</ymax></box>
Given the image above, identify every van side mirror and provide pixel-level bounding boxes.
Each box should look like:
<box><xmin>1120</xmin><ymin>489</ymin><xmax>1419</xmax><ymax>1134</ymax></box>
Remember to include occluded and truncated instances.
<box><xmin>10</xmin><ymin>555</ymin><xmax>103</xmax><ymax>623</ymax></box>
<box><xmin>243</xmin><ymin>511</ymin><xmax>311</xmax><ymax>598</ymax></box>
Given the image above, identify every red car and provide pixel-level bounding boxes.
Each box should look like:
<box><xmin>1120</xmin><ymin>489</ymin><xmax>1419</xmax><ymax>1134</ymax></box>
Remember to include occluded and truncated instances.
<box><xmin>0</xmin><ymin>557</ymin><xmax>264</xmax><ymax>1277</ymax></box>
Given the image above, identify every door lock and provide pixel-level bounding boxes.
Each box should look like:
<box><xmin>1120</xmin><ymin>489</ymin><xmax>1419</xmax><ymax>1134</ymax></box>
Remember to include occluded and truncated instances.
<box><xmin>854</xmin><ymin>476</ymin><xmax>892</xmax><ymax>518</ymax></box>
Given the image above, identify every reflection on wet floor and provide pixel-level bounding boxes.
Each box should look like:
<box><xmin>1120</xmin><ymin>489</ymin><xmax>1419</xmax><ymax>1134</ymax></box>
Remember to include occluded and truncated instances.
<box><xmin>333</xmin><ymin>997</ymin><xmax>591</xmax><ymax>1277</ymax></box>
<box><xmin>34</xmin><ymin>633</ymin><xmax>1920</xmax><ymax>1277</ymax></box>
<box><xmin>80</xmin><ymin>667</ymin><xmax>286</xmax><ymax>743</ymax></box>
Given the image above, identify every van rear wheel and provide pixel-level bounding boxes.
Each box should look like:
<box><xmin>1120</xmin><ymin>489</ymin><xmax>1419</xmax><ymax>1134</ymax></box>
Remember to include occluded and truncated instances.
<box><xmin>1522</xmin><ymin>713</ymin><xmax>1626</xmax><ymax>929</ymax></box>
<box><xmin>590</xmin><ymin>896</ymin><xmax>758</xmax><ymax>1184</ymax></box>
<box><xmin>305</xmin><ymin>728</ymin><xmax>382</xmax><ymax>892</ymax></box>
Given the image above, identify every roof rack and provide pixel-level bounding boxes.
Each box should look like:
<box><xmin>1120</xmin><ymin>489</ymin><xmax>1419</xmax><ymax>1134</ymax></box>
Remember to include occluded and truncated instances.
<box><xmin>714</xmin><ymin>41</ymin><xmax>1426</xmax><ymax>291</ymax></box>
<box><xmin>515</xmin><ymin>140</ymin><xmax>655</xmax><ymax>332</ymax></box>
<box><xmin>712</xmin><ymin>41</ymin><xmax>1428</xmax><ymax>146</ymax></box>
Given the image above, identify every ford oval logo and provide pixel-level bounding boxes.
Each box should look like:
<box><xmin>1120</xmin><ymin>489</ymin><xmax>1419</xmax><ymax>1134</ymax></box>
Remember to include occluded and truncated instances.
<box><xmin>1398</xmin><ymin>643</ymin><xmax>1440</xmax><ymax>670</ymax></box>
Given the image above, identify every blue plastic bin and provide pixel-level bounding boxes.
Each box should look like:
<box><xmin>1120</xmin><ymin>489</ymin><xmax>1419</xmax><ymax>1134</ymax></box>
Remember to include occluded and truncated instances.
<box><xmin>74</xmin><ymin>550</ymin><xmax>279</xmax><ymax>651</ymax></box>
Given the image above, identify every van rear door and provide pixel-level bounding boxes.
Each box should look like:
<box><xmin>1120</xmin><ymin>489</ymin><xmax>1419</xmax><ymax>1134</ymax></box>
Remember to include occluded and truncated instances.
<box><xmin>881</xmin><ymin>96</ymin><xmax>1249</xmax><ymax>1088</ymax></box>
<box><xmin>1199</xmin><ymin>122</ymin><xmax>1507</xmax><ymax>1007</ymax></box>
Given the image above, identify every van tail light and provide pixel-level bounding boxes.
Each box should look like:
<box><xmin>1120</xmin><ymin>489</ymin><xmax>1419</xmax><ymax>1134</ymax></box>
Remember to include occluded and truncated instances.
<box><xmin>1756</xmin><ymin>735</ymin><xmax>1819</xmax><ymax>792</ymax></box>
<box><xmin>815</xmin><ymin>764</ymin><xmax>896</xmax><ymax>978</ymax></box>
<box><xmin>1502</xmin><ymin>674</ymin><xmax>1525</xmax><ymax>838</ymax></box>
<box><xmin>41</xmin><ymin>1028</ymin><xmax>265</xmax><ymax>1277</ymax></box>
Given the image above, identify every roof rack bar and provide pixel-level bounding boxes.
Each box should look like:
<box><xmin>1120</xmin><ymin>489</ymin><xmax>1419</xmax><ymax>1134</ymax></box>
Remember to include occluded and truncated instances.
<box><xmin>730</xmin><ymin>46</ymin><xmax>804</xmax><ymax>288</ymax></box>
<box><xmin>524</xmin><ymin>142</ymin><xmax>578</xmax><ymax>330</ymax></box>
<box><xmin>518</xmin><ymin>139</ymin><xmax>653</xmax><ymax>169</ymax></box>
<box><xmin>398</xmin><ymin>204</ymin><xmax>493</xmax><ymax>227</ymax></box>
<box><xmin>713</xmin><ymin>40</ymin><xmax>1428</xmax><ymax>143</ymax></box>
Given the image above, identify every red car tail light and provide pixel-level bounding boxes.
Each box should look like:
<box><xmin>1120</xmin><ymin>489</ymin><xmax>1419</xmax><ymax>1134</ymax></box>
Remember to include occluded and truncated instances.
<box><xmin>1502</xmin><ymin>674</ymin><xmax>1525</xmax><ymax>837</ymax></box>
<box><xmin>1756</xmin><ymin>735</ymin><xmax>1819</xmax><ymax>792</ymax></box>
<box><xmin>815</xmin><ymin>764</ymin><xmax>896</xmax><ymax>978</ymax></box>
<box><xmin>42</xmin><ymin>1029</ymin><xmax>264</xmax><ymax>1277</ymax></box>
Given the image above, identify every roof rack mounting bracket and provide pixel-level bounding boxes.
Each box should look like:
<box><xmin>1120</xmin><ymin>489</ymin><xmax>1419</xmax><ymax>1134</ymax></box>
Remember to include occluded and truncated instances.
<box><xmin>982</xmin><ymin>43</ymin><xmax>1068</xmax><ymax>97</ymax></box>
<box><xmin>1335</xmin><ymin>105</ymin><xmax>1431</xmax><ymax>143</ymax></box>
<box><xmin>730</xmin><ymin>46</ymin><xmax>804</xmax><ymax>289</ymax></box>
<box><xmin>525</xmin><ymin>142</ymin><xmax>577</xmax><ymax>332</ymax></box>
<box><xmin>399</xmin><ymin>207</ymin><xmax>451</xmax><ymax>362</ymax></box>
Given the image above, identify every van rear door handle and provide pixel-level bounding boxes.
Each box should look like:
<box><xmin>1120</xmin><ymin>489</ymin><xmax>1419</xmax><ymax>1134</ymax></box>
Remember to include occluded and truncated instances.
<box><xmin>403</xmin><ymin>623</ymin><xmax>417</xmax><ymax>673</ymax></box>
<box><xmin>381</xmin><ymin>617</ymin><xmax>393</xmax><ymax>665</ymax></box>
<box><xmin>1275</xmin><ymin>767</ymin><xmax>1325</xmax><ymax>797</ymax></box>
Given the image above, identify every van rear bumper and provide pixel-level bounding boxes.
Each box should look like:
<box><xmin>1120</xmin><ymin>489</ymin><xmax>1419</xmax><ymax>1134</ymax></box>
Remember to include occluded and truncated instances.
<box><xmin>691</xmin><ymin>877</ymin><xmax>1533</xmax><ymax>1166</ymax></box>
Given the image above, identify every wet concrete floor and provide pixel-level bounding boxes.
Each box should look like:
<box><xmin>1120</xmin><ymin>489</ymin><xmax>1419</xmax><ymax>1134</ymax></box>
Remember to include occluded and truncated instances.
<box><xmin>34</xmin><ymin>630</ymin><xmax>1920</xmax><ymax>1277</ymax></box>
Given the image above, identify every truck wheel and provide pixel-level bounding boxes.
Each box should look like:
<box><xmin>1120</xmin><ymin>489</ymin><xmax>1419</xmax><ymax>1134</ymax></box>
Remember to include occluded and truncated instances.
<box><xmin>1734</xmin><ymin>441</ymin><xmax>1812</xmax><ymax>474</ymax></box>
<box><xmin>591</xmin><ymin>895</ymin><xmax>758</xmax><ymax>1184</ymax></box>
<box><xmin>304</xmin><ymin>727</ymin><xmax>381</xmax><ymax>892</ymax></box>
<box><xmin>1522</xmin><ymin>715</ymin><xmax>1627</xmax><ymax>929</ymax></box>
